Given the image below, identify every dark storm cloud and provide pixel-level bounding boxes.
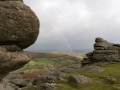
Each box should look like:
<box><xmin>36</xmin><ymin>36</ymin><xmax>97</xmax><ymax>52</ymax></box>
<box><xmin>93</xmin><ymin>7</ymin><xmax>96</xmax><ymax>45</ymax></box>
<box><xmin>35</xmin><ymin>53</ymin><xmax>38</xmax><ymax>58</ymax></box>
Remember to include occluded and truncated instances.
<box><xmin>23</xmin><ymin>0</ymin><xmax>120</xmax><ymax>51</ymax></box>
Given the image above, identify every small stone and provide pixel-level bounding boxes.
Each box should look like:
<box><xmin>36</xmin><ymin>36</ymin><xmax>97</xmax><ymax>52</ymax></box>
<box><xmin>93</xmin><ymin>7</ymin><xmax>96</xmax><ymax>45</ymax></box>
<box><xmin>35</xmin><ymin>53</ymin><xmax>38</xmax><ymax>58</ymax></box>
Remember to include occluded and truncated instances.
<box><xmin>10</xmin><ymin>78</ymin><xmax>30</xmax><ymax>87</ymax></box>
<box><xmin>81</xmin><ymin>65</ymin><xmax>104</xmax><ymax>73</ymax></box>
<box><xmin>69</xmin><ymin>75</ymin><xmax>92</xmax><ymax>84</ymax></box>
<box><xmin>39</xmin><ymin>83</ymin><xmax>57</xmax><ymax>90</ymax></box>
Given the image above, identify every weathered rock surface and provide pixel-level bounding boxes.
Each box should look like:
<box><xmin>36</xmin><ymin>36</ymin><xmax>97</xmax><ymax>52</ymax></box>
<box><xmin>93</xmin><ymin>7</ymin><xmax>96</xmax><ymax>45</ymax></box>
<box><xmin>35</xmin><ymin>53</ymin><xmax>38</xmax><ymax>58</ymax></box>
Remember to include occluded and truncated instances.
<box><xmin>32</xmin><ymin>71</ymin><xmax>58</xmax><ymax>85</ymax></box>
<box><xmin>0</xmin><ymin>79</ymin><xmax>19</xmax><ymax>90</ymax></box>
<box><xmin>4</xmin><ymin>71</ymin><xmax>22</xmax><ymax>80</ymax></box>
<box><xmin>77</xmin><ymin>65</ymin><xmax>104</xmax><ymax>73</ymax></box>
<box><xmin>40</xmin><ymin>83</ymin><xmax>57</xmax><ymax>90</ymax></box>
<box><xmin>82</xmin><ymin>37</ymin><xmax>120</xmax><ymax>65</ymax></box>
<box><xmin>33</xmin><ymin>75</ymin><xmax>56</xmax><ymax>85</ymax></box>
<box><xmin>100</xmin><ymin>76</ymin><xmax>117</xmax><ymax>84</ymax></box>
<box><xmin>0</xmin><ymin>1</ymin><xmax>39</xmax><ymax>49</ymax></box>
<box><xmin>10</xmin><ymin>78</ymin><xmax>30</xmax><ymax>87</ymax></box>
<box><xmin>69</xmin><ymin>75</ymin><xmax>92</xmax><ymax>84</ymax></box>
<box><xmin>0</xmin><ymin>69</ymin><xmax>64</xmax><ymax>90</ymax></box>
<box><xmin>94</xmin><ymin>37</ymin><xmax>113</xmax><ymax>50</ymax></box>
<box><xmin>0</xmin><ymin>0</ymin><xmax>39</xmax><ymax>83</ymax></box>
<box><xmin>92</xmin><ymin>50</ymin><xmax>118</xmax><ymax>61</ymax></box>
<box><xmin>0</xmin><ymin>49</ymin><xmax>31</xmax><ymax>81</ymax></box>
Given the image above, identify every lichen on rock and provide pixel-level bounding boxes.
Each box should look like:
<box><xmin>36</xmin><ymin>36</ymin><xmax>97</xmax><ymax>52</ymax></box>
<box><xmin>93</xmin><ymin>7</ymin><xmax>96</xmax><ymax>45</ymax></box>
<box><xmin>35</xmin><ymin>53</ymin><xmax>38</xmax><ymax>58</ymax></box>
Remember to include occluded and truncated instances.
<box><xmin>0</xmin><ymin>1</ymin><xmax>39</xmax><ymax>49</ymax></box>
<box><xmin>0</xmin><ymin>0</ymin><xmax>40</xmax><ymax>81</ymax></box>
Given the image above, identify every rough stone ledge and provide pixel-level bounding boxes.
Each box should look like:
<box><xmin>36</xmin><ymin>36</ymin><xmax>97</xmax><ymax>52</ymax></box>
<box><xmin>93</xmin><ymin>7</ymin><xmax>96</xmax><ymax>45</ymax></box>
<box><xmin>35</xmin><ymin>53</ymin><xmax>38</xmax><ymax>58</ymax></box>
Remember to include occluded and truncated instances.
<box><xmin>0</xmin><ymin>50</ymin><xmax>31</xmax><ymax>81</ymax></box>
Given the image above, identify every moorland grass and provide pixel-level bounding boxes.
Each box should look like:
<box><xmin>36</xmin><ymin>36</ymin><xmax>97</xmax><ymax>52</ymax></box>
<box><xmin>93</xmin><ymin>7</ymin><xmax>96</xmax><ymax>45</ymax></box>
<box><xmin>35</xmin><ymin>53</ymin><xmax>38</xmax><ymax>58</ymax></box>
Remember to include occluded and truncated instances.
<box><xmin>26</xmin><ymin>63</ymin><xmax>120</xmax><ymax>90</ymax></box>
<box><xmin>28</xmin><ymin>60</ymin><xmax>36</xmax><ymax>65</ymax></box>
<box><xmin>19</xmin><ymin>58</ymin><xmax>54</xmax><ymax>73</ymax></box>
<box><xmin>19</xmin><ymin>54</ymin><xmax>120</xmax><ymax>90</ymax></box>
<box><xmin>57</xmin><ymin>62</ymin><xmax>120</xmax><ymax>90</ymax></box>
<box><xmin>35</xmin><ymin>58</ymin><xmax>55</xmax><ymax>65</ymax></box>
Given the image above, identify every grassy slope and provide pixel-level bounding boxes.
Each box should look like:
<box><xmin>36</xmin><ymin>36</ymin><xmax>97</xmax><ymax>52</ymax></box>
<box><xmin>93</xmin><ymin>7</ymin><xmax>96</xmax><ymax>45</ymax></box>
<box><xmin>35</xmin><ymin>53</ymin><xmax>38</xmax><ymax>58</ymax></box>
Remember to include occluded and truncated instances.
<box><xmin>25</xmin><ymin>62</ymin><xmax>120</xmax><ymax>90</ymax></box>
<box><xmin>19</xmin><ymin>54</ymin><xmax>81</xmax><ymax>73</ymax></box>
<box><xmin>57</xmin><ymin>62</ymin><xmax>120</xmax><ymax>90</ymax></box>
<box><xmin>20</xmin><ymin>53</ymin><xmax>120</xmax><ymax>90</ymax></box>
<box><xmin>35</xmin><ymin>58</ymin><xmax>55</xmax><ymax>65</ymax></box>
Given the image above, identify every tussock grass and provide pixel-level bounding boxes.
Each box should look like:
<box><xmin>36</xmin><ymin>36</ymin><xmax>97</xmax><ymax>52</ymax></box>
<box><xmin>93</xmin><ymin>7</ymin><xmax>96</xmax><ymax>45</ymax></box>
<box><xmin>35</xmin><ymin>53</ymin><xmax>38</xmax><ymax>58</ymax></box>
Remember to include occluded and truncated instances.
<box><xmin>57</xmin><ymin>62</ymin><xmax>120</xmax><ymax>90</ymax></box>
<box><xmin>35</xmin><ymin>58</ymin><xmax>55</xmax><ymax>65</ymax></box>
<box><xmin>19</xmin><ymin>54</ymin><xmax>120</xmax><ymax>90</ymax></box>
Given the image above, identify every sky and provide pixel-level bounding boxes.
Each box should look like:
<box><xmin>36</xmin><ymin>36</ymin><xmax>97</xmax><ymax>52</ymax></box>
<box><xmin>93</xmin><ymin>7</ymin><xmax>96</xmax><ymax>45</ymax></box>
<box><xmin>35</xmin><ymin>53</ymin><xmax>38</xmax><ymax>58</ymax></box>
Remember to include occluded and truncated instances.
<box><xmin>24</xmin><ymin>0</ymin><xmax>120</xmax><ymax>51</ymax></box>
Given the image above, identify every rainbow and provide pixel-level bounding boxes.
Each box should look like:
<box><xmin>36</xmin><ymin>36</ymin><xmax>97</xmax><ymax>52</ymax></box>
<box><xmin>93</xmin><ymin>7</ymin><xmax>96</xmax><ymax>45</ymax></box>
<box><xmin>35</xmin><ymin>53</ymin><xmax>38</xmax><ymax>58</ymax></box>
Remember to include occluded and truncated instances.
<box><xmin>56</xmin><ymin>29</ymin><xmax>73</xmax><ymax>51</ymax></box>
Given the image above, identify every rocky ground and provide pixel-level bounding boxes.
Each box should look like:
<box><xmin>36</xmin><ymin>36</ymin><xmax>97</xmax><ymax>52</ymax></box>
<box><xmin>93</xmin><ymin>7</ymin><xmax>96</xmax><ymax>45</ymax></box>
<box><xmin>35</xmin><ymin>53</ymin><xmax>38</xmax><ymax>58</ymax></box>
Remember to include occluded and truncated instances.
<box><xmin>0</xmin><ymin>52</ymin><xmax>81</xmax><ymax>90</ymax></box>
<box><xmin>1</xmin><ymin>60</ymin><xmax>120</xmax><ymax>90</ymax></box>
<box><xmin>0</xmin><ymin>52</ymin><xmax>116</xmax><ymax>90</ymax></box>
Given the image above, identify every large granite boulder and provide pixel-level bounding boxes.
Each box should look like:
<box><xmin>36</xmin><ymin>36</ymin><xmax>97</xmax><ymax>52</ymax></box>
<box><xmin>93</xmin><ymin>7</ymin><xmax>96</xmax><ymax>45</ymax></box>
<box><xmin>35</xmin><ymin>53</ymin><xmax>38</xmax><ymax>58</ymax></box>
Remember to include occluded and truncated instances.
<box><xmin>0</xmin><ymin>0</ymin><xmax>39</xmax><ymax>82</ymax></box>
<box><xmin>0</xmin><ymin>46</ymin><xmax>31</xmax><ymax>81</ymax></box>
<box><xmin>0</xmin><ymin>1</ymin><xmax>39</xmax><ymax>49</ymax></box>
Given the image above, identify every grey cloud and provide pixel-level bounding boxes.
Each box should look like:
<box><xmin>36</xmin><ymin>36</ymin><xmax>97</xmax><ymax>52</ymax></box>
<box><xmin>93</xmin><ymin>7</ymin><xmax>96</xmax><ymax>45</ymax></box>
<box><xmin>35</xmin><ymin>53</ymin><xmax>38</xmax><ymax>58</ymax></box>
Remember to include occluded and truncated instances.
<box><xmin>23</xmin><ymin>0</ymin><xmax>120</xmax><ymax>51</ymax></box>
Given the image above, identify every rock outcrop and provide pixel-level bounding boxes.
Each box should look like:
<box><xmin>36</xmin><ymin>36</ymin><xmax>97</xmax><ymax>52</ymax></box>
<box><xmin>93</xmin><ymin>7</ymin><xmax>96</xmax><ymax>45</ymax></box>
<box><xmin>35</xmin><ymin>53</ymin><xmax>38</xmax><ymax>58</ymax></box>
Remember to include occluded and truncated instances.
<box><xmin>0</xmin><ymin>0</ymin><xmax>39</xmax><ymax>81</ymax></box>
<box><xmin>82</xmin><ymin>37</ymin><xmax>120</xmax><ymax>65</ymax></box>
<box><xmin>0</xmin><ymin>0</ymin><xmax>39</xmax><ymax>49</ymax></box>
<box><xmin>0</xmin><ymin>48</ymin><xmax>31</xmax><ymax>81</ymax></box>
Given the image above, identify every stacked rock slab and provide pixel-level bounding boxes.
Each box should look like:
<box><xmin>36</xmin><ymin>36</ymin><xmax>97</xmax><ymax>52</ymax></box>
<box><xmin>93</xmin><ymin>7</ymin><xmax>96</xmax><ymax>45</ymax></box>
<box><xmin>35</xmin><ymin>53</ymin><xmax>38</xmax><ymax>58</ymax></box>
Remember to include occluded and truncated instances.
<box><xmin>82</xmin><ymin>37</ymin><xmax>120</xmax><ymax>65</ymax></box>
<box><xmin>0</xmin><ymin>0</ymin><xmax>39</xmax><ymax>81</ymax></box>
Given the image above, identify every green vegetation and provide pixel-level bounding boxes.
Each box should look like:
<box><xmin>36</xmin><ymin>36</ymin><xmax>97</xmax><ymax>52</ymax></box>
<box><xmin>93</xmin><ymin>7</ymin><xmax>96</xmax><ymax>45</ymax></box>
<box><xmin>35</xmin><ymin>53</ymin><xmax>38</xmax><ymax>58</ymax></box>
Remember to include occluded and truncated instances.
<box><xmin>18</xmin><ymin>55</ymin><xmax>81</xmax><ymax>73</ymax></box>
<box><xmin>27</xmin><ymin>60</ymin><xmax>36</xmax><ymax>66</ymax></box>
<box><xmin>23</xmin><ymin>69</ymin><xmax>35</xmax><ymax>73</ymax></box>
<box><xmin>57</xmin><ymin>62</ymin><xmax>120</xmax><ymax>90</ymax></box>
<box><xmin>24</xmin><ymin>87</ymin><xmax>37</xmax><ymax>90</ymax></box>
<box><xmin>19</xmin><ymin>58</ymin><xmax>55</xmax><ymax>73</ymax></box>
<box><xmin>28</xmin><ymin>58</ymin><xmax>54</xmax><ymax>65</ymax></box>
<box><xmin>35</xmin><ymin>58</ymin><xmax>55</xmax><ymax>65</ymax></box>
<box><xmin>20</xmin><ymin>53</ymin><xmax>120</xmax><ymax>90</ymax></box>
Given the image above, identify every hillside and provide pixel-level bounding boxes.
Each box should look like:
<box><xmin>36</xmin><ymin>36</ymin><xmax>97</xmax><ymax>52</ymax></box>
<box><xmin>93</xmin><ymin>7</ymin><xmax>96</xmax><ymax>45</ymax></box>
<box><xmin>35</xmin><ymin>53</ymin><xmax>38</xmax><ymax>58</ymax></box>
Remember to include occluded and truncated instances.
<box><xmin>1</xmin><ymin>51</ymin><xmax>120</xmax><ymax>90</ymax></box>
<box><xmin>19</xmin><ymin>52</ymin><xmax>82</xmax><ymax>78</ymax></box>
<box><xmin>14</xmin><ymin>52</ymin><xmax>120</xmax><ymax>90</ymax></box>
